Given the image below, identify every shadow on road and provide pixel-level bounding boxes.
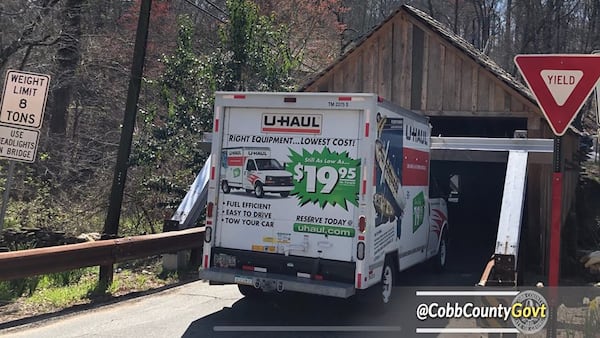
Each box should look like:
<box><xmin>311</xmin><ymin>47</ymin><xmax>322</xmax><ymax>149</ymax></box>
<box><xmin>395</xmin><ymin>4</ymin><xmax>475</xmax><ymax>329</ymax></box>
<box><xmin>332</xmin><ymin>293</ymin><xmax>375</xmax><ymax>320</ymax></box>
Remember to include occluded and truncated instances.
<box><xmin>182</xmin><ymin>288</ymin><xmax>448</xmax><ymax>338</ymax></box>
<box><xmin>180</xmin><ymin>247</ymin><xmax>494</xmax><ymax>338</ymax></box>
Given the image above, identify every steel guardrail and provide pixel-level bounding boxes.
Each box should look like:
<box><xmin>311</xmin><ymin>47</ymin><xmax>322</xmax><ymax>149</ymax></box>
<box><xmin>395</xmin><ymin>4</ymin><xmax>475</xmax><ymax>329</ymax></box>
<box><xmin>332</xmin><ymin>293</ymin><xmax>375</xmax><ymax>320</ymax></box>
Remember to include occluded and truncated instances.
<box><xmin>0</xmin><ymin>227</ymin><xmax>204</xmax><ymax>281</ymax></box>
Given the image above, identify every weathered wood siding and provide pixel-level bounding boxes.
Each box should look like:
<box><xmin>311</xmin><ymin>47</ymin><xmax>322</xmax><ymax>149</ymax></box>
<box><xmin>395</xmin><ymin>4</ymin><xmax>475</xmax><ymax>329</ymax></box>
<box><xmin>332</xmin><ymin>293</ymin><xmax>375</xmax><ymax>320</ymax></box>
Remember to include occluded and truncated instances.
<box><xmin>305</xmin><ymin>12</ymin><xmax>538</xmax><ymax>117</ymax></box>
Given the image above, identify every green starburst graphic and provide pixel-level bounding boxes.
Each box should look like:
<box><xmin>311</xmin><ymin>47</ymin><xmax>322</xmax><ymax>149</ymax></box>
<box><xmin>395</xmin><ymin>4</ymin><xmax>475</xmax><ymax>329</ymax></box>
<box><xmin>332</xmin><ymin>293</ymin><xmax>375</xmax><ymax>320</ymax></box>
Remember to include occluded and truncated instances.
<box><xmin>286</xmin><ymin>147</ymin><xmax>361</xmax><ymax>210</ymax></box>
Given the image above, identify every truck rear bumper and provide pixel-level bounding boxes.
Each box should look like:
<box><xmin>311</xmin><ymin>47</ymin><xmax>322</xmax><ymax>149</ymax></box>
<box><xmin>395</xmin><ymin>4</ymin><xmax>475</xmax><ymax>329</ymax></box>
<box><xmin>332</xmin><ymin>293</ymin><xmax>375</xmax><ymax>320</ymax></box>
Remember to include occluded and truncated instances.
<box><xmin>199</xmin><ymin>267</ymin><xmax>355</xmax><ymax>298</ymax></box>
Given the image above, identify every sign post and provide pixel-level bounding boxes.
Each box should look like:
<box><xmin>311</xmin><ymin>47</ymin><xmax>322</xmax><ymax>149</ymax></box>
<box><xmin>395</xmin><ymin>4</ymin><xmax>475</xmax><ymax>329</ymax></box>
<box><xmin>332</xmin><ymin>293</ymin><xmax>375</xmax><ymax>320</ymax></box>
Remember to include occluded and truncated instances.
<box><xmin>594</xmin><ymin>51</ymin><xmax>600</xmax><ymax>166</ymax></box>
<box><xmin>515</xmin><ymin>54</ymin><xmax>600</xmax><ymax>338</ymax></box>
<box><xmin>0</xmin><ymin>70</ymin><xmax>50</xmax><ymax>229</ymax></box>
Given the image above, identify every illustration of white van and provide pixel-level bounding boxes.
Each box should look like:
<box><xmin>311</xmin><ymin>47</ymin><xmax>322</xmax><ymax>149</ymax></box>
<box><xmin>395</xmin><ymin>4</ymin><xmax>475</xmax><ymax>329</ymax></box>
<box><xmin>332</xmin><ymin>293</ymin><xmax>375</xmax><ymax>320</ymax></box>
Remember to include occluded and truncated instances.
<box><xmin>220</xmin><ymin>147</ymin><xmax>293</xmax><ymax>198</ymax></box>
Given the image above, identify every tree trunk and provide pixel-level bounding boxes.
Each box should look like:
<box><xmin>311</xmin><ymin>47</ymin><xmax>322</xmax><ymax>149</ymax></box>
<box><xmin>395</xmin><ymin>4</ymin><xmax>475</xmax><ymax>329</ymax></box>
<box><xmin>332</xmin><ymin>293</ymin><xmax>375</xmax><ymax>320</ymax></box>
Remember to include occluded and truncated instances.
<box><xmin>502</xmin><ymin>0</ymin><xmax>512</xmax><ymax>70</ymax></box>
<box><xmin>49</xmin><ymin>0</ymin><xmax>85</xmax><ymax>135</ymax></box>
<box><xmin>427</xmin><ymin>0</ymin><xmax>435</xmax><ymax>17</ymax></box>
<box><xmin>453</xmin><ymin>0</ymin><xmax>459</xmax><ymax>33</ymax></box>
<box><xmin>593</xmin><ymin>1</ymin><xmax>600</xmax><ymax>51</ymax></box>
<box><xmin>541</xmin><ymin>0</ymin><xmax>555</xmax><ymax>53</ymax></box>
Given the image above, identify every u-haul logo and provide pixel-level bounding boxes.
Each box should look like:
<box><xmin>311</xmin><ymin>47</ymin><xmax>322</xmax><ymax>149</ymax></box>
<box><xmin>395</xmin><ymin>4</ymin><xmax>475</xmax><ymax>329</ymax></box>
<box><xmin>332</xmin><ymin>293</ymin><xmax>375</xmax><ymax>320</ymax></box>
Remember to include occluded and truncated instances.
<box><xmin>247</xmin><ymin>150</ymin><xmax>268</xmax><ymax>156</ymax></box>
<box><xmin>261</xmin><ymin>113</ymin><xmax>322</xmax><ymax>134</ymax></box>
<box><xmin>405</xmin><ymin>124</ymin><xmax>429</xmax><ymax>146</ymax></box>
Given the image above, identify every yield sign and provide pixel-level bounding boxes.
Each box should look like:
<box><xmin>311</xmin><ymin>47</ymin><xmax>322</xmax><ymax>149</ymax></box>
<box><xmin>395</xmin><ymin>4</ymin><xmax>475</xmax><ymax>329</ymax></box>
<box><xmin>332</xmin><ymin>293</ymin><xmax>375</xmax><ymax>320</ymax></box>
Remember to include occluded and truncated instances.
<box><xmin>514</xmin><ymin>54</ymin><xmax>600</xmax><ymax>136</ymax></box>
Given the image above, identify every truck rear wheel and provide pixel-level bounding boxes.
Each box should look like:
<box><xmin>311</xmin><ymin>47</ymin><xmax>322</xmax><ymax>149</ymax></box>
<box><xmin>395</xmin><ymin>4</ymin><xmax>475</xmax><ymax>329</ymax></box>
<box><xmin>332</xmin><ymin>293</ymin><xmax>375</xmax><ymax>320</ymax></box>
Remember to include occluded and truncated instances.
<box><xmin>238</xmin><ymin>285</ymin><xmax>264</xmax><ymax>298</ymax></box>
<box><xmin>380</xmin><ymin>255</ymin><xmax>397</xmax><ymax>305</ymax></box>
<box><xmin>221</xmin><ymin>180</ymin><xmax>230</xmax><ymax>193</ymax></box>
<box><xmin>433</xmin><ymin>230</ymin><xmax>448</xmax><ymax>272</ymax></box>
<box><xmin>254</xmin><ymin>182</ymin><xmax>264</xmax><ymax>198</ymax></box>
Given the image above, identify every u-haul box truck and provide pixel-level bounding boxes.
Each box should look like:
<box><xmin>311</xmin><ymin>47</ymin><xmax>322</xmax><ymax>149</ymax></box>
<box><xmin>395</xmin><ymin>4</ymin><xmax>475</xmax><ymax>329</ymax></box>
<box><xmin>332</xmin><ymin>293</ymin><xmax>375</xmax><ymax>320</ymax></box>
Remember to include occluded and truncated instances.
<box><xmin>221</xmin><ymin>147</ymin><xmax>294</xmax><ymax>198</ymax></box>
<box><xmin>200</xmin><ymin>92</ymin><xmax>449</xmax><ymax>304</ymax></box>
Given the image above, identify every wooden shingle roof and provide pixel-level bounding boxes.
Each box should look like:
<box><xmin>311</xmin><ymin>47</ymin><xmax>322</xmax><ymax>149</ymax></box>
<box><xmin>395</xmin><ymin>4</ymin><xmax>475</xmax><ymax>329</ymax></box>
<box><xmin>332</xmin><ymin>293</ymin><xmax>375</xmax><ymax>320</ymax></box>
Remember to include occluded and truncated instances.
<box><xmin>300</xmin><ymin>4</ymin><xmax>537</xmax><ymax>107</ymax></box>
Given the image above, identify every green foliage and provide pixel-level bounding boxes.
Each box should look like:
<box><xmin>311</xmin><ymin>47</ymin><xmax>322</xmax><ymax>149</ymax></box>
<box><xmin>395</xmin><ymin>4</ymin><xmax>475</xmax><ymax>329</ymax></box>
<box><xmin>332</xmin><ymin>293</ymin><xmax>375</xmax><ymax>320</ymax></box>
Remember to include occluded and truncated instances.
<box><xmin>7</xmin><ymin>180</ymin><xmax>66</xmax><ymax>231</ymax></box>
<box><xmin>2</xmin><ymin>237</ymin><xmax>36</xmax><ymax>253</ymax></box>
<box><xmin>217</xmin><ymin>0</ymin><xmax>299</xmax><ymax>91</ymax></box>
<box><xmin>0</xmin><ymin>281</ymin><xmax>15</xmax><ymax>301</ymax></box>
<box><xmin>0</xmin><ymin>162</ymin><xmax>100</xmax><ymax>235</ymax></box>
<box><xmin>131</xmin><ymin>5</ymin><xmax>302</xmax><ymax>228</ymax></box>
<box><xmin>130</xmin><ymin>15</ymin><xmax>211</xmax><ymax>226</ymax></box>
<box><xmin>27</xmin><ymin>273</ymin><xmax>97</xmax><ymax>308</ymax></box>
<box><xmin>0</xmin><ymin>277</ymin><xmax>41</xmax><ymax>301</ymax></box>
<box><xmin>0</xmin><ymin>267</ymin><xmax>92</xmax><ymax>303</ymax></box>
<box><xmin>46</xmin><ymin>268</ymin><xmax>88</xmax><ymax>287</ymax></box>
<box><xmin>158</xmin><ymin>269</ymin><xmax>178</xmax><ymax>280</ymax></box>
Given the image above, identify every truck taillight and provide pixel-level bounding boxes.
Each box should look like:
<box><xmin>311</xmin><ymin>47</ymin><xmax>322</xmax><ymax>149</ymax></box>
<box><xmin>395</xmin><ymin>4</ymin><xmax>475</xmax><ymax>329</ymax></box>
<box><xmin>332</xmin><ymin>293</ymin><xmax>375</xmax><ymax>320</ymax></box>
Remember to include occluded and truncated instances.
<box><xmin>357</xmin><ymin>242</ymin><xmax>365</xmax><ymax>260</ymax></box>
<box><xmin>207</xmin><ymin>202</ymin><xmax>214</xmax><ymax>218</ymax></box>
<box><xmin>358</xmin><ymin>215</ymin><xmax>366</xmax><ymax>233</ymax></box>
<box><xmin>204</xmin><ymin>226</ymin><xmax>212</xmax><ymax>243</ymax></box>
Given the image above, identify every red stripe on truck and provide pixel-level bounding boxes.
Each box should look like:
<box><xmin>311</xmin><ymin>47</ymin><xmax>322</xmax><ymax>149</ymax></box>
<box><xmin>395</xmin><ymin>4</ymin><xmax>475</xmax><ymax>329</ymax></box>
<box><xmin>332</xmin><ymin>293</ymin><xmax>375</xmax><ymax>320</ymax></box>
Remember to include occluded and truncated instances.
<box><xmin>402</xmin><ymin>148</ymin><xmax>429</xmax><ymax>186</ymax></box>
<box><xmin>227</xmin><ymin>156</ymin><xmax>245</xmax><ymax>166</ymax></box>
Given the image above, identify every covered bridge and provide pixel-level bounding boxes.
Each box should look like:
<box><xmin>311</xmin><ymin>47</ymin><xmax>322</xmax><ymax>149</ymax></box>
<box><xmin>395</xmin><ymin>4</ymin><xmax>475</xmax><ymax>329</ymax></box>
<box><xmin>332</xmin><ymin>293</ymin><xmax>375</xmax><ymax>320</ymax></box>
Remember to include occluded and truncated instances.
<box><xmin>301</xmin><ymin>5</ymin><xmax>582</xmax><ymax>283</ymax></box>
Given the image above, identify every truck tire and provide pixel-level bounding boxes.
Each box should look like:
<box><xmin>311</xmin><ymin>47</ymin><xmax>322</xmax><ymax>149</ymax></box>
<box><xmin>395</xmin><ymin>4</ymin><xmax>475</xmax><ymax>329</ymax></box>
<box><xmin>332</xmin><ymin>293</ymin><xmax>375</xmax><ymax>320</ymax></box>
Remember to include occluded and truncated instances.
<box><xmin>433</xmin><ymin>230</ymin><xmax>448</xmax><ymax>272</ymax></box>
<box><xmin>254</xmin><ymin>182</ymin><xmax>264</xmax><ymax>198</ymax></box>
<box><xmin>238</xmin><ymin>285</ymin><xmax>264</xmax><ymax>298</ymax></box>
<box><xmin>280</xmin><ymin>191</ymin><xmax>290</xmax><ymax>197</ymax></box>
<box><xmin>221</xmin><ymin>180</ymin><xmax>230</xmax><ymax>193</ymax></box>
<box><xmin>380</xmin><ymin>255</ymin><xmax>397</xmax><ymax>305</ymax></box>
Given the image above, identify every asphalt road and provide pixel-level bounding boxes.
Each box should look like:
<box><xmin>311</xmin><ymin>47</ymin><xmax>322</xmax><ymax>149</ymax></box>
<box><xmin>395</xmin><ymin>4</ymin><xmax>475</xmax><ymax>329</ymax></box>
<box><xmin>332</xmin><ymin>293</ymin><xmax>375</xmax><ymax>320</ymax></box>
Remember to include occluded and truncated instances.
<box><xmin>0</xmin><ymin>281</ymin><xmax>463</xmax><ymax>338</ymax></box>
<box><xmin>1</xmin><ymin>249</ymin><xmax>492</xmax><ymax>338</ymax></box>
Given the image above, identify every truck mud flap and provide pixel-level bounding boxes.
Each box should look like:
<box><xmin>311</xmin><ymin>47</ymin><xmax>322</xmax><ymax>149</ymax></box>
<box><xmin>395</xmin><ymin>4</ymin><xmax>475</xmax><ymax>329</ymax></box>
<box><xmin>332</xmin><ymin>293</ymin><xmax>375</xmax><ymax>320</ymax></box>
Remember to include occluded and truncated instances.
<box><xmin>200</xmin><ymin>267</ymin><xmax>355</xmax><ymax>298</ymax></box>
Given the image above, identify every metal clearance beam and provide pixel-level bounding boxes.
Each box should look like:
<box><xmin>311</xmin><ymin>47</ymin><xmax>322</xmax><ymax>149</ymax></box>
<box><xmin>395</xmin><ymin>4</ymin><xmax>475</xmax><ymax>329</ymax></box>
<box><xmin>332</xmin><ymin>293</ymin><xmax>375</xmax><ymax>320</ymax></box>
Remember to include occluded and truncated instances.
<box><xmin>430</xmin><ymin>137</ymin><xmax>553</xmax><ymax>164</ymax></box>
<box><xmin>495</xmin><ymin>151</ymin><xmax>528</xmax><ymax>257</ymax></box>
<box><xmin>163</xmin><ymin>134</ymin><xmax>213</xmax><ymax>233</ymax></box>
<box><xmin>169</xmin><ymin>153</ymin><xmax>213</xmax><ymax>229</ymax></box>
<box><xmin>479</xmin><ymin>151</ymin><xmax>529</xmax><ymax>286</ymax></box>
<box><xmin>430</xmin><ymin>136</ymin><xmax>554</xmax><ymax>153</ymax></box>
<box><xmin>430</xmin><ymin>137</ymin><xmax>554</xmax><ymax>165</ymax></box>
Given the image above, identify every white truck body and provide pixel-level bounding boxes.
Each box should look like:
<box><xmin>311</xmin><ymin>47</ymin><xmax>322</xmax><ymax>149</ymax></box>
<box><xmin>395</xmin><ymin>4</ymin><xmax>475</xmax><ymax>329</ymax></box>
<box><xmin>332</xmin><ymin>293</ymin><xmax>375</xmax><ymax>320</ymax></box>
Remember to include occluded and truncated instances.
<box><xmin>200</xmin><ymin>92</ymin><xmax>449</xmax><ymax>298</ymax></box>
